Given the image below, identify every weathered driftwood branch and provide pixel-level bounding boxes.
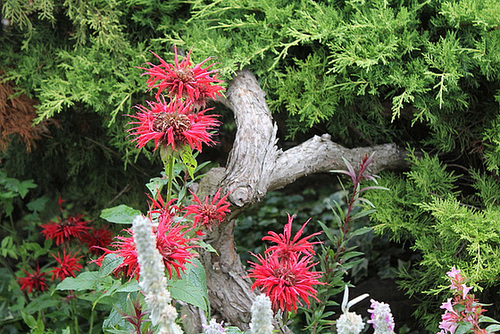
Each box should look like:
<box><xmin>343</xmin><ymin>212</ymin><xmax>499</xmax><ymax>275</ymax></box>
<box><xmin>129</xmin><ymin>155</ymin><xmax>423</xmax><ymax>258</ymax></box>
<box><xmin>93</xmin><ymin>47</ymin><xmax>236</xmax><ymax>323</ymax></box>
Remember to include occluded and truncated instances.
<box><xmin>186</xmin><ymin>70</ymin><xmax>409</xmax><ymax>333</ymax></box>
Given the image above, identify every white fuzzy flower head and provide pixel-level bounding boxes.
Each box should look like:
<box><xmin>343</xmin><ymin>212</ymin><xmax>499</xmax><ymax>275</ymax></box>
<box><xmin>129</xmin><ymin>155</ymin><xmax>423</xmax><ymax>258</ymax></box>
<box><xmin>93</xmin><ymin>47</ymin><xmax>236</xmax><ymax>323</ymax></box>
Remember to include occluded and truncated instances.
<box><xmin>203</xmin><ymin>319</ymin><xmax>226</xmax><ymax>334</ymax></box>
<box><xmin>250</xmin><ymin>295</ymin><xmax>274</xmax><ymax>334</ymax></box>
<box><xmin>336</xmin><ymin>286</ymin><xmax>368</xmax><ymax>334</ymax></box>
<box><xmin>132</xmin><ymin>215</ymin><xmax>183</xmax><ymax>334</ymax></box>
<box><xmin>336</xmin><ymin>312</ymin><xmax>365</xmax><ymax>334</ymax></box>
<box><xmin>367</xmin><ymin>299</ymin><xmax>395</xmax><ymax>334</ymax></box>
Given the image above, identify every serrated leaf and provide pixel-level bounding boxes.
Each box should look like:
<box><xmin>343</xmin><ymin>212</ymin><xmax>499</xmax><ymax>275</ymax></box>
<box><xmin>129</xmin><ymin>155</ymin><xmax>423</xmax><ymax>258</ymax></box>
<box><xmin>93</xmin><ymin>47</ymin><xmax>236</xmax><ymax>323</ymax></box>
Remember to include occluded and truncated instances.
<box><xmin>99</xmin><ymin>254</ymin><xmax>124</xmax><ymax>277</ymax></box>
<box><xmin>169</xmin><ymin>258</ymin><xmax>209</xmax><ymax>312</ymax></box>
<box><xmin>56</xmin><ymin>272</ymin><xmax>100</xmax><ymax>291</ymax></box>
<box><xmin>100</xmin><ymin>205</ymin><xmax>142</xmax><ymax>224</ymax></box>
<box><xmin>115</xmin><ymin>280</ymin><xmax>140</xmax><ymax>293</ymax></box>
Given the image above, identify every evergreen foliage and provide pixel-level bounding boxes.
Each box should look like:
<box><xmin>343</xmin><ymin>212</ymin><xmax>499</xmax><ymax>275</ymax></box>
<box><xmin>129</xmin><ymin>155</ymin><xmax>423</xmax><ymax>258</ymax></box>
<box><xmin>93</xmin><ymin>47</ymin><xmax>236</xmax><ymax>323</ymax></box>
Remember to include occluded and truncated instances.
<box><xmin>366</xmin><ymin>150</ymin><xmax>500</xmax><ymax>330</ymax></box>
<box><xmin>1</xmin><ymin>0</ymin><xmax>500</xmax><ymax>331</ymax></box>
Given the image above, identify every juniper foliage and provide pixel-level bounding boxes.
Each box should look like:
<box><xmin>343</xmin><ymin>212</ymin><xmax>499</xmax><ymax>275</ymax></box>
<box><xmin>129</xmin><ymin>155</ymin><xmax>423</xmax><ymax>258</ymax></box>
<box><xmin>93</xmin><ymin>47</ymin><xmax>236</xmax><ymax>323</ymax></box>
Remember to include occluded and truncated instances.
<box><xmin>366</xmin><ymin>150</ymin><xmax>500</xmax><ymax>330</ymax></box>
<box><xmin>1</xmin><ymin>0</ymin><xmax>500</xmax><ymax>331</ymax></box>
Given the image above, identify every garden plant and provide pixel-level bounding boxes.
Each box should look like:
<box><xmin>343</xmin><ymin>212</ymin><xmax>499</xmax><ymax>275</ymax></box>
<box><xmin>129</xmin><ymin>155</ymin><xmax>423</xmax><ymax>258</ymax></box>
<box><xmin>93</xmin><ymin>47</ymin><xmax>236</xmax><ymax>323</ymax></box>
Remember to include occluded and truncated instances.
<box><xmin>1</xmin><ymin>0</ymin><xmax>500</xmax><ymax>333</ymax></box>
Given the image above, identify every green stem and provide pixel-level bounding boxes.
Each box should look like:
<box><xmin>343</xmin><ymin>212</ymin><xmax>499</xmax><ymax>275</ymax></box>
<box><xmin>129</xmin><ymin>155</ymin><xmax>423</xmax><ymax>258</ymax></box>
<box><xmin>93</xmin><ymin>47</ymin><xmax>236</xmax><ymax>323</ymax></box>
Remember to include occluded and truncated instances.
<box><xmin>165</xmin><ymin>154</ymin><xmax>175</xmax><ymax>203</ymax></box>
<box><xmin>88</xmin><ymin>308</ymin><xmax>94</xmax><ymax>334</ymax></box>
<box><xmin>71</xmin><ymin>297</ymin><xmax>80</xmax><ymax>334</ymax></box>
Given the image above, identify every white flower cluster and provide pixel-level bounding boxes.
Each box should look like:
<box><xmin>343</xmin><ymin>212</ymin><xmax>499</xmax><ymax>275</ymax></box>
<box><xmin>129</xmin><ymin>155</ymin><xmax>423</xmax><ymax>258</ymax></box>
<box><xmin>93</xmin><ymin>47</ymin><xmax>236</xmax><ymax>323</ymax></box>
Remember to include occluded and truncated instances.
<box><xmin>203</xmin><ymin>318</ymin><xmax>226</xmax><ymax>334</ymax></box>
<box><xmin>367</xmin><ymin>299</ymin><xmax>395</xmax><ymax>334</ymax></box>
<box><xmin>336</xmin><ymin>286</ymin><xmax>369</xmax><ymax>334</ymax></box>
<box><xmin>132</xmin><ymin>215</ymin><xmax>183</xmax><ymax>334</ymax></box>
<box><xmin>336</xmin><ymin>312</ymin><xmax>365</xmax><ymax>334</ymax></box>
<box><xmin>250</xmin><ymin>295</ymin><xmax>274</xmax><ymax>334</ymax></box>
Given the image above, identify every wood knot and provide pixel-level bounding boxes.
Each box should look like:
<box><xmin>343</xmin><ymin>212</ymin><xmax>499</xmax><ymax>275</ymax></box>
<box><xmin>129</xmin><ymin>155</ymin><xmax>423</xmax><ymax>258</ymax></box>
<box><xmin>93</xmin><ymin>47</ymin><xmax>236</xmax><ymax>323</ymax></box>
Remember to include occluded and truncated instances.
<box><xmin>229</xmin><ymin>186</ymin><xmax>249</xmax><ymax>207</ymax></box>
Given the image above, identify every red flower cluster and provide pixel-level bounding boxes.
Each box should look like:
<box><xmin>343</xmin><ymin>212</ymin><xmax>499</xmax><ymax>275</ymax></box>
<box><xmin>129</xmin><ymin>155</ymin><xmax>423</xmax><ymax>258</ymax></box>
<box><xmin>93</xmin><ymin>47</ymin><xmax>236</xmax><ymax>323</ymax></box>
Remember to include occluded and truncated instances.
<box><xmin>184</xmin><ymin>188</ymin><xmax>231</xmax><ymax>230</ymax></box>
<box><xmin>128</xmin><ymin>97</ymin><xmax>219</xmax><ymax>152</ymax></box>
<box><xmin>80</xmin><ymin>227</ymin><xmax>114</xmax><ymax>255</ymax></box>
<box><xmin>17</xmin><ymin>264</ymin><xmax>48</xmax><ymax>294</ymax></box>
<box><xmin>50</xmin><ymin>250</ymin><xmax>83</xmax><ymax>281</ymax></box>
<box><xmin>95</xmin><ymin>215</ymin><xmax>196</xmax><ymax>281</ymax></box>
<box><xmin>247</xmin><ymin>214</ymin><xmax>325</xmax><ymax>312</ymax></box>
<box><xmin>129</xmin><ymin>46</ymin><xmax>224</xmax><ymax>153</ymax></box>
<box><xmin>141</xmin><ymin>46</ymin><xmax>224</xmax><ymax>106</ymax></box>
<box><xmin>40</xmin><ymin>214</ymin><xmax>91</xmax><ymax>246</ymax></box>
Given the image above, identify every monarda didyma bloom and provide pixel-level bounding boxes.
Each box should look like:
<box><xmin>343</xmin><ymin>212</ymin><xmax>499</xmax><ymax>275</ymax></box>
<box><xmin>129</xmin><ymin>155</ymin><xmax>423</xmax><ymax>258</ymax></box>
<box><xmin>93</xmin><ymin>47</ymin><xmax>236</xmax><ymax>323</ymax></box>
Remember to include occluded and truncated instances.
<box><xmin>141</xmin><ymin>46</ymin><xmax>224</xmax><ymax>106</ymax></box>
<box><xmin>184</xmin><ymin>188</ymin><xmax>231</xmax><ymax>230</ymax></box>
<box><xmin>262</xmin><ymin>213</ymin><xmax>322</xmax><ymax>262</ymax></box>
<box><xmin>128</xmin><ymin>97</ymin><xmax>220</xmax><ymax>152</ymax></box>
<box><xmin>247</xmin><ymin>252</ymin><xmax>324</xmax><ymax>312</ymax></box>
<box><xmin>40</xmin><ymin>214</ymin><xmax>91</xmax><ymax>246</ymax></box>
<box><xmin>49</xmin><ymin>250</ymin><xmax>83</xmax><ymax>281</ymax></box>
<box><xmin>95</xmin><ymin>216</ymin><xmax>196</xmax><ymax>280</ymax></box>
<box><xmin>16</xmin><ymin>264</ymin><xmax>48</xmax><ymax>294</ymax></box>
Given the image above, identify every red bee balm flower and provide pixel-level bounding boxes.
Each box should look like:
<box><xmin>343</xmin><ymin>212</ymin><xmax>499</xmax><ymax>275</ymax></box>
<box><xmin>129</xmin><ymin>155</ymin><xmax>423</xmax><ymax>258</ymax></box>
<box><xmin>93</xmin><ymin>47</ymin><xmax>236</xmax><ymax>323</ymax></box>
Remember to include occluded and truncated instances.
<box><xmin>41</xmin><ymin>214</ymin><xmax>91</xmax><ymax>246</ymax></box>
<box><xmin>141</xmin><ymin>46</ymin><xmax>224</xmax><ymax>106</ymax></box>
<box><xmin>96</xmin><ymin>217</ymin><xmax>196</xmax><ymax>280</ymax></box>
<box><xmin>184</xmin><ymin>188</ymin><xmax>231</xmax><ymax>230</ymax></box>
<box><xmin>263</xmin><ymin>214</ymin><xmax>322</xmax><ymax>262</ymax></box>
<box><xmin>80</xmin><ymin>227</ymin><xmax>114</xmax><ymax>255</ymax></box>
<box><xmin>17</xmin><ymin>265</ymin><xmax>48</xmax><ymax>294</ymax></box>
<box><xmin>50</xmin><ymin>250</ymin><xmax>84</xmax><ymax>280</ymax></box>
<box><xmin>248</xmin><ymin>253</ymin><xmax>324</xmax><ymax>312</ymax></box>
<box><xmin>128</xmin><ymin>98</ymin><xmax>220</xmax><ymax>152</ymax></box>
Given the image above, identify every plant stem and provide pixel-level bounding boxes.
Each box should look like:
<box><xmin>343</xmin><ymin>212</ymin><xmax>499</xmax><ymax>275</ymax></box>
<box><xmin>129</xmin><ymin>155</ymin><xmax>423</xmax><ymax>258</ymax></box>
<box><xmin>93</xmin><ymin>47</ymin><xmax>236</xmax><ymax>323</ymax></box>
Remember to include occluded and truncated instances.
<box><xmin>88</xmin><ymin>308</ymin><xmax>94</xmax><ymax>334</ymax></box>
<box><xmin>165</xmin><ymin>154</ymin><xmax>175</xmax><ymax>203</ymax></box>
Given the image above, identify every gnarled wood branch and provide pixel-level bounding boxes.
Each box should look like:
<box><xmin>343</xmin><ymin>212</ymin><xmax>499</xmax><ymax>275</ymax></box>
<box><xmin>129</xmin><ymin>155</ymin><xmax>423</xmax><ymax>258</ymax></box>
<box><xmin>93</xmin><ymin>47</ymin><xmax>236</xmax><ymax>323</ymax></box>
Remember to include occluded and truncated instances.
<box><xmin>185</xmin><ymin>69</ymin><xmax>409</xmax><ymax>333</ymax></box>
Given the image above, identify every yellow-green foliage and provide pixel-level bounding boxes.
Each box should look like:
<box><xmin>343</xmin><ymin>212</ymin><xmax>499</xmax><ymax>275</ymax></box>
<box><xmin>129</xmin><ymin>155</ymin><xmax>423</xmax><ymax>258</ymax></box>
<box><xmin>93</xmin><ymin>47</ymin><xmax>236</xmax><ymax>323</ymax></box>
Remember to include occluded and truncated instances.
<box><xmin>367</xmin><ymin>151</ymin><xmax>500</xmax><ymax>330</ymax></box>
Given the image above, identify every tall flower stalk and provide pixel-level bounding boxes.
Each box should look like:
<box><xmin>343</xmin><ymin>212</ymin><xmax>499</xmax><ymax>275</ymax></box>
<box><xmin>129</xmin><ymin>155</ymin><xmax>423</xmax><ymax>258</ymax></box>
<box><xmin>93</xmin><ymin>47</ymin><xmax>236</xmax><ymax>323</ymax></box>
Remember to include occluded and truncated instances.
<box><xmin>132</xmin><ymin>215</ymin><xmax>183</xmax><ymax>334</ymax></box>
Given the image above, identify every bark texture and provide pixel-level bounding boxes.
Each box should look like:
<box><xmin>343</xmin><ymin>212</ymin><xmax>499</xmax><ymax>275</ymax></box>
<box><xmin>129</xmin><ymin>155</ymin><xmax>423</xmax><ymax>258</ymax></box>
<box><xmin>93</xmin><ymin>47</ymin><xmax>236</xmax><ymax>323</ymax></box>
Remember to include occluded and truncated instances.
<box><xmin>186</xmin><ymin>70</ymin><xmax>409</xmax><ymax>332</ymax></box>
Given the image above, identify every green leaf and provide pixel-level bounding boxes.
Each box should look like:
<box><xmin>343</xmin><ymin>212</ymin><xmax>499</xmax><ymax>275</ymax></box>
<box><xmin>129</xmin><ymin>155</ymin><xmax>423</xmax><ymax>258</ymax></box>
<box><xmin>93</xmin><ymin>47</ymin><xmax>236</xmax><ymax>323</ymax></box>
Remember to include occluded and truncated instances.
<box><xmin>146</xmin><ymin>175</ymin><xmax>168</xmax><ymax>198</ymax></box>
<box><xmin>99</xmin><ymin>254</ymin><xmax>124</xmax><ymax>277</ymax></box>
<box><xmin>115</xmin><ymin>280</ymin><xmax>140</xmax><ymax>293</ymax></box>
<box><xmin>56</xmin><ymin>272</ymin><xmax>100</xmax><ymax>291</ymax></box>
<box><xmin>455</xmin><ymin>322</ymin><xmax>473</xmax><ymax>334</ymax></box>
<box><xmin>480</xmin><ymin>316</ymin><xmax>500</xmax><ymax>324</ymax></box>
<box><xmin>198</xmin><ymin>240</ymin><xmax>218</xmax><ymax>254</ymax></box>
<box><xmin>26</xmin><ymin>196</ymin><xmax>49</xmax><ymax>213</ymax></box>
<box><xmin>100</xmin><ymin>204</ymin><xmax>142</xmax><ymax>224</ymax></box>
<box><xmin>169</xmin><ymin>258</ymin><xmax>209</xmax><ymax>312</ymax></box>
<box><xmin>486</xmin><ymin>324</ymin><xmax>500</xmax><ymax>333</ymax></box>
<box><xmin>348</xmin><ymin>226</ymin><xmax>373</xmax><ymax>238</ymax></box>
<box><xmin>180</xmin><ymin>148</ymin><xmax>197</xmax><ymax>179</ymax></box>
